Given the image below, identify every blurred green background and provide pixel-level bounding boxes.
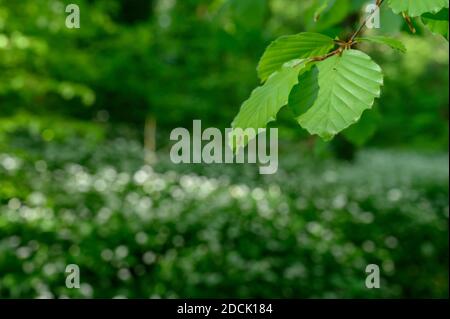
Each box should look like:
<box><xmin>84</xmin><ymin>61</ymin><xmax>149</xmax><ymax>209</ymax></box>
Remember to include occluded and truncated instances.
<box><xmin>0</xmin><ymin>0</ymin><xmax>448</xmax><ymax>298</ymax></box>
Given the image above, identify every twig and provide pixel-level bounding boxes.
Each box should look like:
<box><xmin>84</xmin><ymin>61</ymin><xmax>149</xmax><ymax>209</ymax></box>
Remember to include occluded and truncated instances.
<box><xmin>349</xmin><ymin>0</ymin><xmax>385</xmax><ymax>42</ymax></box>
<box><xmin>402</xmin><ymin>12</ymin><xmax>417</xmax><ymax>33</ymax></box>
<box><xmin>308</xmin><ymin>0</ymin><xmax>386</xmax><ymax>63</ymax></box>
<box><xmin>312</xmin><ymin>48</ymin><xmax>342</xmax><ymax>61</ymax></box>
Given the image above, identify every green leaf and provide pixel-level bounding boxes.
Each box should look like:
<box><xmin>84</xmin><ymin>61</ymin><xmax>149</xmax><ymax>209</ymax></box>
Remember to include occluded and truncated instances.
<box><xmin>257</xmin><ymin>32</ymin><xmax>334</xmax><ymax>82</ymax></box>
<box><xmin>422</xmin><ymin>9</ymin><xmax>449</xmax><ymax>40</ymax></box>
<box><xmin>292</xmin><ymin>49</ymin><xmax>383</xmax><ymax>141</ymax></box>
<box><xmin>356</xmin><ymin>36</ymin><xmax>407</xmax><ymax>53</ymax></box>
<box><xmin>231</xmin><ymin>60</ymin><xmax>309</xmax><ymax>148</ymax></box>
<box><xmin>388</xmin><ymin>0</ymin><xmax>449</xmax><ymax>17</ymax></box>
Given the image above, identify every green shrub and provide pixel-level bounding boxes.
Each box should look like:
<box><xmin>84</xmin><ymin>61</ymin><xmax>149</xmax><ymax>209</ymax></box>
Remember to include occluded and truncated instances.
<box><xmin>0</xmin><ymin>130</ymin><xmax>448</xmax><ymax>298</ymax></box>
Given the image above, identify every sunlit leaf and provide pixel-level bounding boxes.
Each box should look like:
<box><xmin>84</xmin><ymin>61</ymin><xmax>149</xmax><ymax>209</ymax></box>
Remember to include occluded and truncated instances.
<box><xmin>292</xmin><ymin>49</ymin><xmax>383</xmax><ymax>141</ymax></box>
<box><xmin>257</xmin><ymin>32</ymin><xmax>334</xmax><ymax>82</ymax></box>
<box><xmin>388</xmin><ymin>0</ymin><xmax>449</xmax><ymax>17</ymax></box>
<box><xmin>231</xmin><ymin>60</ymin><xmax>309</xmax><ymax>148</ymax></box>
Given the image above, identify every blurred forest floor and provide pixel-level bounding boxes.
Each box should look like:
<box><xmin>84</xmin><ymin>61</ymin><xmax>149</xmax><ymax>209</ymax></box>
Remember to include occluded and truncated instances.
<box><xmin>0</xmin><ymin>117</ymin><xmax>448</xmax><ymax>298</ymax></box>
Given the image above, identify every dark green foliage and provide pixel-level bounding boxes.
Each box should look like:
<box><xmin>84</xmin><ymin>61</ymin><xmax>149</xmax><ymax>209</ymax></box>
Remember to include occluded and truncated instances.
<box><xmin>0</xmin><ymin>0</ymin><xmax>448</xmax><ymax>148</ymax></box>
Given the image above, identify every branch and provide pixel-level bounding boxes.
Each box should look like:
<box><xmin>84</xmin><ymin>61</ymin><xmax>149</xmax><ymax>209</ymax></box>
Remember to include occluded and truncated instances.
<box><xmin>349</xmin><ymin>0</ymin><xmax>385</xmax><ymax>43</ymax></box>
<box><xmin>402</xmin><ymin>12</ymin><xmax>417</xmax><ymax>33</ymax></box>
<box><xmin>312</xmin><ymin>48</ymin><xmax>342</xmax><ymax>62</ymax></box>
<box><xmin>306</xmin><ymin>0</ymin><xmax>386</xmax><ymax>63</ymax></box>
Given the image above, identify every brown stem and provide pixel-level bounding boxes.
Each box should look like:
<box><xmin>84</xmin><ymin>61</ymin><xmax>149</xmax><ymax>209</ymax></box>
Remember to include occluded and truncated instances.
<box><xmin>312</xmin><ymin>48</ymin><xmax>342</xmax><ymax>61</ymax></box>
<box><xmin>402</xmin><ymin>12</ymin><xmax>417</xmax><ymax>33</ymax></box>
<box><xmin>306</xmin><ymin>0</ymin><xmax>386</xmax><ymax>63</ymax></box>
<box><xmin>349</xmin><ymin>0</ymin><xmax>385</xmax><ymax>43</ymax></box>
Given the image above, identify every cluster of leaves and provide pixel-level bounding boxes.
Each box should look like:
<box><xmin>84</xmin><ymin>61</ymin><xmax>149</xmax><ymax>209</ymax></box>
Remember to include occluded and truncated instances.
<box><xmin>231</xmin><ymin>0</ymin><xmax>449</xmax><ymax>145</ymax></box>
<box><xmin>389</xmin><ymin>0</ymin><xmax>449</xmax><ymax>39</ymax></box>
<box><xmin>0</xmin><ymin>124</ymin><xmax>448</xmax><ymax>298</ymax></box>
